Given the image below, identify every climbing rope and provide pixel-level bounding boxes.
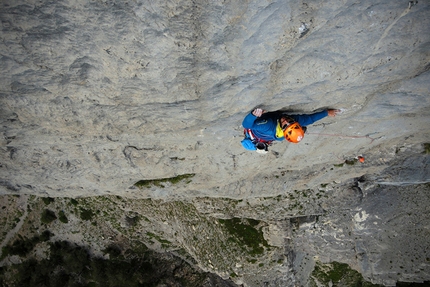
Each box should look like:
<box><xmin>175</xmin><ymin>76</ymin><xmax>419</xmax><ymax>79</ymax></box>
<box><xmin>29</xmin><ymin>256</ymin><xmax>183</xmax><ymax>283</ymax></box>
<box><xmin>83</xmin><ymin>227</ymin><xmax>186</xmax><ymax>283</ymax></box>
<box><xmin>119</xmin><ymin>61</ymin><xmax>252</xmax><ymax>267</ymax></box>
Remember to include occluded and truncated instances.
<box><xmin>307</xmin><ymin>132</ymin><xmax>377</xmax><ymax>143</ymax></box>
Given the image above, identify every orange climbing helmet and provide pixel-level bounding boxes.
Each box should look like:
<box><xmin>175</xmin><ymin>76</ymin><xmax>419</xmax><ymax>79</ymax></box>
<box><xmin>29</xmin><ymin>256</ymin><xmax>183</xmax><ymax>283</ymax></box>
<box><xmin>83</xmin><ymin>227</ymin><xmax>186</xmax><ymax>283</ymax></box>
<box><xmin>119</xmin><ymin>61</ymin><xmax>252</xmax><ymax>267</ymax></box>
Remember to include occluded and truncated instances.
<box><xmin>283</xmin><ymin>122</ymin><xmax>305</xmax><ymax>143</ymax></box>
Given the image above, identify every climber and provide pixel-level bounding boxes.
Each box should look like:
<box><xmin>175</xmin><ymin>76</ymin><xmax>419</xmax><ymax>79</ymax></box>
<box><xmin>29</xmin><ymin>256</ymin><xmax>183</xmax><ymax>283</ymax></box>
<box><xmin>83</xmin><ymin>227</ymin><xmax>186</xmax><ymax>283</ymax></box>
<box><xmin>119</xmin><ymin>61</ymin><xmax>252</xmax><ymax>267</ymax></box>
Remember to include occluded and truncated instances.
<box><xmin>241</xmin><ymin>108</ymin><xmax>340</xmax><ymax>153</ymax></box>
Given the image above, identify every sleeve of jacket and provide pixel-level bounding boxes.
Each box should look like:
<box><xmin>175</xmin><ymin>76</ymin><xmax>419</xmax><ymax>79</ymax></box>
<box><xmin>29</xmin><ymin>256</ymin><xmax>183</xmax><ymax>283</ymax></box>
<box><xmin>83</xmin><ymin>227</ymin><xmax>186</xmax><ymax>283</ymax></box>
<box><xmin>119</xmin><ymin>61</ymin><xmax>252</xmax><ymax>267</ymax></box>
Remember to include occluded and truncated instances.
<box><xmin>291</xmin><ymin>110</ymin><xmax>328</xmax><ymax>127</ymax></box>
<box><xmin>242</xmin><ymin>112</ymin><xmax>258</xmax><ymax>129</ymax></box>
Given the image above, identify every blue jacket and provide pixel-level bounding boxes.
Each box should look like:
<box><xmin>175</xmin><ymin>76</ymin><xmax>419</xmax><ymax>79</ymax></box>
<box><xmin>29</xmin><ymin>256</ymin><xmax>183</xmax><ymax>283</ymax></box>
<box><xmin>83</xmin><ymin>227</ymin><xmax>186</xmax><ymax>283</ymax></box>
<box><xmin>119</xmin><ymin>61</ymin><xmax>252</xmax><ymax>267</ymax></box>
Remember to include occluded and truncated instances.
<box><xmin>242</xmin><ymin>110</ymin><xmax>328</xmax><ymax>141</ymax></box>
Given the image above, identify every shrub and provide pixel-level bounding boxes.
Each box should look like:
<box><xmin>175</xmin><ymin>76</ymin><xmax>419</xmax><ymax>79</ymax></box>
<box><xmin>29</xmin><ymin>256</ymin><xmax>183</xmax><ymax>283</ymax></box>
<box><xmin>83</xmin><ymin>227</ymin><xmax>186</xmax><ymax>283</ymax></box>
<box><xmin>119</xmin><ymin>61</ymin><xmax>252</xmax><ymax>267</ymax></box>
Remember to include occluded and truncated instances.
<box><xmin>103</xmin><ymin>244</ymin><xmax>122</xmax><ymax>259</ymax></box>
<box><xmin>42</xmin><ymin>197</ymin><xmax>55</xmax><ymax>205</ymax></box>
<box><xmin>41</xmin><ymin>209</ymin><xmax>57</xmax><ymax>224</ymax></box>
<box><xmin>0</xmin><ymin>239</ymin><xmax>220</xmax><ymax>287</ymax></box>
<box><xmin>219</xmin><ymin>218</ymin><xmax>269</xmax><ymax>255</ymax></box>
<box><xmin>1</xmin><ymin>230</ymin><xmax>52</xmax><ymax>258</ymax></box>
<box><xmin>423</xmin><ymin>143</ymin><xmax>430</xmax><ymax>154</ymax></box>
<box><xmin>80</xmin><ymin>208</ymin><xmax>94</xmax><ymax>221</ymax></box>
<box><xmin>58</xmin><ymin>210</ymin><xmax>68</xmax><ymax>223</ymax></box>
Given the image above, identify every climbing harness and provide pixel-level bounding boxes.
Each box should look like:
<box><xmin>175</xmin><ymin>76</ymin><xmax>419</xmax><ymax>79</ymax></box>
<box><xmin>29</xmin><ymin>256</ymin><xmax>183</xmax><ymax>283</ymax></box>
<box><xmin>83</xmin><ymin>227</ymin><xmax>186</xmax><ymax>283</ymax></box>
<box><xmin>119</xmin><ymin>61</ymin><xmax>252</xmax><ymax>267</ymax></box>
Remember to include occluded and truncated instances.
<box><xmin>242</xmin><ymin>129</ymin><xmax>272</xmax><ymax>153</ymax></box>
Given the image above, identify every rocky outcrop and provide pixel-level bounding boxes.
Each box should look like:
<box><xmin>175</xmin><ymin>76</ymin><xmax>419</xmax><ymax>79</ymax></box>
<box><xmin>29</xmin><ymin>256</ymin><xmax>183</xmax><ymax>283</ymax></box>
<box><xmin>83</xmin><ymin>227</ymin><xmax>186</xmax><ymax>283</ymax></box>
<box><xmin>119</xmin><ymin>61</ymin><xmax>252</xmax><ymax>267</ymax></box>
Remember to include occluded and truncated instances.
<box><xmin>1</xmin><ymin>0</ymin><xmax>429</xmax><ymax>286</ymax></box>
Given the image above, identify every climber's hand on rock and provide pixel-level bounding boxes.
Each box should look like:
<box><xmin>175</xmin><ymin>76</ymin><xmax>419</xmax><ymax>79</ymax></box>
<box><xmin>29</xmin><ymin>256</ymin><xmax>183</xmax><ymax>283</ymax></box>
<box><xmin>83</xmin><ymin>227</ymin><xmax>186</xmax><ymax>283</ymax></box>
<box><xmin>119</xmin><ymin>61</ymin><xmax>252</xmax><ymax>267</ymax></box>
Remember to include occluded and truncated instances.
<box><xmin>252</xmin><ymin>108</ymin><xmax>265</xmax><ymax>117</ymax></box>
<box><xmin>327</xmin><ymin>109</ymin><xmax>341</xmax><ymax>117</ymax></box>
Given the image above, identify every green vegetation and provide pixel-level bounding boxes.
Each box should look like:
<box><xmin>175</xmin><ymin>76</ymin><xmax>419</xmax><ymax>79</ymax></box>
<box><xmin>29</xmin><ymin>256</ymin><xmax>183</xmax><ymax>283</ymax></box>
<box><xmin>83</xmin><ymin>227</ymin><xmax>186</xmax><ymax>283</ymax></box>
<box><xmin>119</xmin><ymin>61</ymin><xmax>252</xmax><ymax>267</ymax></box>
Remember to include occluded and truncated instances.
<box><xmin>1</xmin><ymin>230</ymin><xmax>52</xmax><ymax>259</ymax></box>
<box><xmin>334</xmin><ymin>159</ymin><xmax>356</xmax><ymax>167</ymax></box>
<box><xmin>58</xmin><ymin>210</ymin><xmax>68</xmax><ymax>223</ymax></box>
<box><xmin>42</xmin><ymin>197</ymin><xmax>55</xmax><ymax>205</ymax></box>
<box><xmin>146</xmin><ymin>232</ymin><xmax>171</xmax><ymax>248</ymax></box>
<box><xmin>134</xmin><ymin>173</ymin><xmax>195</xmax><ymax>188</ymax></box>
<box><xmin>423</xmin><ymin>143</ymin><xmax>430</xmax><ymax>154</ymax></box>
<box><xmin>0</xmin><ymin>240</ymin><xmax>211</xmax><ymax>287</ymax></box>
<box><xmin>310</xmin><ymin>261</ymin><xmax>384</xmax><ymax>287</ymax></box>
<box><xmin>79</xmin><ymin>208</ymin><xmax>94</xmax><ymax>221</ymax></box>
<box><xmin>218</xmin><ymin>218</ymin><xmax>269</xmax><ymax>256</ymax></box>
<box><xmin>0</xmin><ymin>194</ymin><xmax>290</xmax><ymax>286</ymax></box>
<box><xmin>345</xmin><ymin>159</ymin><xmax>357</xmax><ymax>165</ymax></box>
<box><xmin>103</xmin><ymin>244</ymin><xmax>122</xmax><ymax>259</ymax></box>
<box><xmin>41</xmin><ymin>209</ymin><xmax>57</xmax><ymax>224</ymax></box>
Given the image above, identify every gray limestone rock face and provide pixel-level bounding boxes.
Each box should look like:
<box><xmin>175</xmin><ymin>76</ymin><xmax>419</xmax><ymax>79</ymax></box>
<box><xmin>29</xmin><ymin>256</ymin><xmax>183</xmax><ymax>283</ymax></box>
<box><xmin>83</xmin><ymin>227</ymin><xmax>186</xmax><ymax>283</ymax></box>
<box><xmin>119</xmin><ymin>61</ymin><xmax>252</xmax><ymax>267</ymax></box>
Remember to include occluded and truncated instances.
<box><xmin>0</xmin><ymin>0</ymin><xmax>429</xmax><ymax>286</ymax></box>
<box><xmin>1</xmin><ymin>0</ymin><xmax>429</xmax><ymax>198</ymax></box>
